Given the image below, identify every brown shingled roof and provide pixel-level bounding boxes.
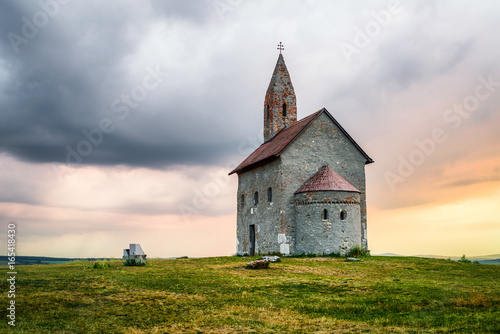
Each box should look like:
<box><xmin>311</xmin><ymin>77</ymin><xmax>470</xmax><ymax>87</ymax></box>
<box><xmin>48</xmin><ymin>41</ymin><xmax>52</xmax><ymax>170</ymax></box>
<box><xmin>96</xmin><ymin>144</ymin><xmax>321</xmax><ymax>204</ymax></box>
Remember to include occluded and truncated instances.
<box><xmin>229</xmin><ymin>108</ymin><xmax>373</xmax><ymax>175</ymax></box>
<box><xmin>295</xmin><ymin>165</ymin><xmax>360</xmax><ymax>194</ymax></box>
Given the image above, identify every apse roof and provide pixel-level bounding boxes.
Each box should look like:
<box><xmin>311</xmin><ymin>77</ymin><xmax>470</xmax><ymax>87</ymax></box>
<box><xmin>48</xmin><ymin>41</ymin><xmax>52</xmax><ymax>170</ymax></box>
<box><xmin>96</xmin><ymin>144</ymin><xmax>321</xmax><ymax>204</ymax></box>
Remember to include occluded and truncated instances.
<box><xmin>295</xmin><ymin>165</ymin><xmax>360</xmax><ymax>194</ymax></box>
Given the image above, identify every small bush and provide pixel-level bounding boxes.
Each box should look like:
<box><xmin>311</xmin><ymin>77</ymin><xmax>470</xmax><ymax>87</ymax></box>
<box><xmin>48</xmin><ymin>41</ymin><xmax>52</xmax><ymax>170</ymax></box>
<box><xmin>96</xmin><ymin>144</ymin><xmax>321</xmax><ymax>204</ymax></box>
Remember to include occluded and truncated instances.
<box><xmin>84</xmin><ymin>261</ymin><xmax>110</xmax><ymax>269</ymax></box>
<box><xmin>458</xmin><ymin>255</ymin><xmax>479</xmax><ymax>264</ymax></box>
<box><xmin>345</xmin><ymin>245</ymin><xmax>370</xmax><ymax>258</ymax></box>
<box><xmin>458</xmin><ymin>254</ymin><xmax>472</xmax><ymax>263</ymax></box>
<box><xmin>123</xmin><ymin>259</ymin><xmax>146</xmax><ymax>267</ymax></box>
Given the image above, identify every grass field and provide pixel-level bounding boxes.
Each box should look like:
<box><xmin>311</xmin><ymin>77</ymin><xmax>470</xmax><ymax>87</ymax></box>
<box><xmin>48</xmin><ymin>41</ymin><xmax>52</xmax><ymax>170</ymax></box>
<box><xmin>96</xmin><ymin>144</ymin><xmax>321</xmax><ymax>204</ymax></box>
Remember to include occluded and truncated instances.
<box><xmin>1</xmin><ymin>256</ymin><xmax>499</xmax><ymax>333</ymax></box>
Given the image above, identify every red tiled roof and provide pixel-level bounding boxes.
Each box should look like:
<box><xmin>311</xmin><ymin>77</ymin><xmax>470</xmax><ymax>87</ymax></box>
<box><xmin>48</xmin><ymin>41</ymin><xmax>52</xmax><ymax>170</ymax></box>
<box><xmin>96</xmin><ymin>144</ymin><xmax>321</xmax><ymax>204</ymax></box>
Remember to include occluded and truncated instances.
<box><xmin>295</xmin><ymin>165</ymin><xmax>360</xmax><ymax>193</ymax></box>
<box><xmin>229</xmin><ymin>111</ymin><xmax>321</xmax><ymax>175</ymax></box>
<box><xmin>229</xmin><ymin>108</ymin><xmax>373</xmax><ymax>175</ymax></box>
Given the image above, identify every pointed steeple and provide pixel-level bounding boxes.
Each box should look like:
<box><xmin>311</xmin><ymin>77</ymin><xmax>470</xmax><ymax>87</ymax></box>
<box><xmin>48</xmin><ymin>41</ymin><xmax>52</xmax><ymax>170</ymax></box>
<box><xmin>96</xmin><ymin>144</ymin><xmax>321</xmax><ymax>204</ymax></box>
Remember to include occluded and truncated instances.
<box><xmin>264</xmin><ymin>52</ymin><xmax>297</xmax><ymax>141</ymax></box>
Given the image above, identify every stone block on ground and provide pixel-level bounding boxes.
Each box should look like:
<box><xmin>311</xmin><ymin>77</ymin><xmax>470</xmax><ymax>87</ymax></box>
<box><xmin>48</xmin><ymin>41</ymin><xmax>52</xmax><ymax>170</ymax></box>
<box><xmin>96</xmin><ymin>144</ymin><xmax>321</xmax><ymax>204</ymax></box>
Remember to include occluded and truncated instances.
<box><xmin>246</xmin><ymin>259</ymin><xmax>270</xmax><ymax>269</ymax></box>
<box><xmin>123</xmin><ymin>243</ymin><xmax>147</xmax><ymax>264</ymax></box>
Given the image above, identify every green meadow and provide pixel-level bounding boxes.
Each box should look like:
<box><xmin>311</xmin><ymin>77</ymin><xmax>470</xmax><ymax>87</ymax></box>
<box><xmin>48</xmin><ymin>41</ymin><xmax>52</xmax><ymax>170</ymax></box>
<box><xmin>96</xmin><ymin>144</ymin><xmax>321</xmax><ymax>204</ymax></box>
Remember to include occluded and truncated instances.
<box><xmin>1</xmin><ymin>256</ymin><xmax>499</xmax><ymax>333</ymax></box>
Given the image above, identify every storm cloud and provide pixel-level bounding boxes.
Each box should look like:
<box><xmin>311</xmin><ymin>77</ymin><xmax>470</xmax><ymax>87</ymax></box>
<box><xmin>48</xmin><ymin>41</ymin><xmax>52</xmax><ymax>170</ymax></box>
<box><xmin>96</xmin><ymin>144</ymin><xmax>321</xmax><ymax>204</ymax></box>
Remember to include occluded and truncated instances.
<box><xmin>0</xmin><ymin>0</ymin><xmax>252</xmax><ymax>168</ymax></box>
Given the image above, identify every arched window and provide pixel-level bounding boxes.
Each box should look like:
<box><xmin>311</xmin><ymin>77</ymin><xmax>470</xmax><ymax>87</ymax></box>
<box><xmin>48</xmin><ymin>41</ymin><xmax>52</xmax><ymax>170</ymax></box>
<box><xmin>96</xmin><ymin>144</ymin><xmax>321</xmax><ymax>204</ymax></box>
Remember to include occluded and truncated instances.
<box><xmin>267</xmin><ymin>187</ymin><xmax>272</xmax><ymax>203</ymax></box>
<box><xmin>282</xmin><ymin>102</ymin><xmax>287</xmax><ymax>117</ymax></box>
<box><xmin>254</xmin><ymin>192</ymin><xmax>259</xmax><ymax>206</ymax></box>
<box><xmin>322</xmin><ymin>209</ymin><xmax>328</xmax><ymax>220</ymax></box>
<box><xmin>340</xmin><ymin>210</ymin><xmax>347</xmax><ymax>220</ymax></box>
<box><xmin>266</xmin><ymin>105</ymin><xmax>270</xmax><ymax>121</ymax></box>
<box><xmin>240</xmin><ymin>194</ymin><xmax>245</xmax><ymax>209</ymax></box>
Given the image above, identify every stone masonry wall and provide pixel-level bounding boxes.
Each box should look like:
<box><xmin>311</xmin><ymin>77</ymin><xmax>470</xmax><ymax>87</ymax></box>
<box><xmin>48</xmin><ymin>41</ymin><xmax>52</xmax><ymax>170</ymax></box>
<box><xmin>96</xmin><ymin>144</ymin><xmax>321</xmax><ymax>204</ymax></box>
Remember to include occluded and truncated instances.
<box><xmin>294</xmin><ymin>191</ymin><xmax>361</xmax><ymax>255</ymax></box>
<box><xmin>236</xmin><ymin>159</ymin><xmax>293</xmax><ymax>255</ymax></box>
<box><xmin>280</xmin><ymin>112</ymin><xmax>369</xmax><ymax>252</ymax></box>
<box><xmin>236</xmin><ymin>111</ymin><xmax>370</xmax><ymax>255</ymax></box>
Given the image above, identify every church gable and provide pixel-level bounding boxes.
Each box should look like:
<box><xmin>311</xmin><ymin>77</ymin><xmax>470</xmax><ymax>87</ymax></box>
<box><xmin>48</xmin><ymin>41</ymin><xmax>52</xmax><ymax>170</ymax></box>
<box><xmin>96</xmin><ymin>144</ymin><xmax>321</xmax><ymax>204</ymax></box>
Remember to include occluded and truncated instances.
<box><xmin>319</xmin><ymin>110</ymin><xmax>374</xmax><ymax>165</ymax></box>
<box><xmin>281</xmin><ymin>110</ymin><xmax>372</xmax><ymax>170</ymax></box>
<box><xmin>229</xmin><ymin>108</ymin><xmax>373</xmax><ymax>176</ymax></box>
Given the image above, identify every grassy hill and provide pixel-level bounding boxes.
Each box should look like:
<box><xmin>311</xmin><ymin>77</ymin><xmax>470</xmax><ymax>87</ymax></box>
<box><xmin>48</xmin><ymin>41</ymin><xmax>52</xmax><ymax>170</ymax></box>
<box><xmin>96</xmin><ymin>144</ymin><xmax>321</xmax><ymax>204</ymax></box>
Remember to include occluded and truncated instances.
<box><xmin>1</xmin><ymin>256</ymin><xmax>499</xmax><ymax>333</ymax></box>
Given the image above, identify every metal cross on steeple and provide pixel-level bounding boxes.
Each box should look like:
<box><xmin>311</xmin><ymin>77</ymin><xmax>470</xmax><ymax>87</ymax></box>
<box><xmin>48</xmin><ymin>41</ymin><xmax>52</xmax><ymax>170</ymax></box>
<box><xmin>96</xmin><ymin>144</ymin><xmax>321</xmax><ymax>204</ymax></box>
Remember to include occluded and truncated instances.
<box><xmin>277</xmin><ymin>42</ymin><xmax>284</xmax><ymax>54</ymax></box>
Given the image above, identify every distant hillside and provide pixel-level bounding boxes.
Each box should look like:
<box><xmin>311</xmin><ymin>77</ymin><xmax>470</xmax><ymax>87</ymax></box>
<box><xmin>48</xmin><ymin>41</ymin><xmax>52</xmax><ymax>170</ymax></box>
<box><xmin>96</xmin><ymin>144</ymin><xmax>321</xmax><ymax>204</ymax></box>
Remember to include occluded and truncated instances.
<box><xmin>480</xmin><ymin>258</ymin><xmax>500</xmax><ymax>265</ymax></box>
<box><xmin>0</xmin><ymin>256</ymin><xmax>111</xmax><ymax>266</ymax></box>
<box><xmin>376</xmin><ymin>253</ymin><xmax>500</xmax><ymax>265</ymax></box>
<box><xmin>470</xmin><ymin>254</ymin><xmax>500</xmax><ymax>260</ymax></box>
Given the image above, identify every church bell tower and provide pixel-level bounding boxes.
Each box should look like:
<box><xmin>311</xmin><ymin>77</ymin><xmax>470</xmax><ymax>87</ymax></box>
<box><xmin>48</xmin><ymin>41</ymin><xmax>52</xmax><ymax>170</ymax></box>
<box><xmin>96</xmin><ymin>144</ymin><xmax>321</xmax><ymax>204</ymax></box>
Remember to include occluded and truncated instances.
<box><xmin>263</xmin><ymin>43</ymin><xmax>297</xmax><ymax>142</ymax></box>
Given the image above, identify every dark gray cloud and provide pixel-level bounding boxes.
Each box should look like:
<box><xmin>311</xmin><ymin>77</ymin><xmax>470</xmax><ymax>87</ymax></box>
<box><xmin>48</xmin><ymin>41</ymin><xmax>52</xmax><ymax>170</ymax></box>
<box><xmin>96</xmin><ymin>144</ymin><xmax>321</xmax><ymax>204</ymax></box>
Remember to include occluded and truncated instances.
<box><xmin>0</xmin><ymin>0</ymin><xmax>248</xmax><ymax>169</ymax></box>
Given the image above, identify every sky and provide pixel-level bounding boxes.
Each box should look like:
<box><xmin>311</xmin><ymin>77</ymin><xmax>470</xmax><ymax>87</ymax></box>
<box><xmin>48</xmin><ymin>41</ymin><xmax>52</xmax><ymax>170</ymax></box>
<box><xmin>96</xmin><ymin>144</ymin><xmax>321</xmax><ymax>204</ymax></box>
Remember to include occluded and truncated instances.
<box><xmin>0</xmin><ymin>0</ymin><xmax>499</xmax><ymax>258</ymax></box>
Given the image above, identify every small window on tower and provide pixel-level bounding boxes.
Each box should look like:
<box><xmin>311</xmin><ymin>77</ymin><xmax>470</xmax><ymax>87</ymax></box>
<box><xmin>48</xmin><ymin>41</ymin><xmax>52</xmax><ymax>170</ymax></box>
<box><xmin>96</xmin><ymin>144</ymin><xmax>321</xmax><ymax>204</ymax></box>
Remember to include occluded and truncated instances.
<box><xmin>266</xmin><ymin>105</ymin><xmax>270</xmax><ymax>121</ymax></box>
<box><xmin>282</xmin><ymin>103</ymin><xmax>287</xmax><ymax>117</ymax></box>
<box><xmin>254</xmin><ymin>192</ymin><xmax>259</xmax><ymax>206</ymax></box>
<box><xmin>240</xmin><ymin>194</ymin><xmax>245</xmax><ymax>209</ymax></box>
<box><xmin>267</xmin><ymin>187</ymin><xmax>272</xmax><ymax>203</ymax></box>
<box><xmin>322</xmin><ymin>209</ymin><xmax>328</xmax><ymax>220</ymax></box>
<box><xmin>340</xmin><ymin>210</ymin><xmax>347</xmax><ymax>220</ymax></box>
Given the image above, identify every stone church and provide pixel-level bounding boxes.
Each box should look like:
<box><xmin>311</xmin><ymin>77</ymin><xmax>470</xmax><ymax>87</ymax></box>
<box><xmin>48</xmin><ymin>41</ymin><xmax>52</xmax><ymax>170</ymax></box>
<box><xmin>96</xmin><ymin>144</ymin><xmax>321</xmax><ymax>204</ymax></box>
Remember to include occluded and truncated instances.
<box><xmin>229</xmin><ymin>51</ymin><xmax>373</xmax><ymax>256</ymax></box>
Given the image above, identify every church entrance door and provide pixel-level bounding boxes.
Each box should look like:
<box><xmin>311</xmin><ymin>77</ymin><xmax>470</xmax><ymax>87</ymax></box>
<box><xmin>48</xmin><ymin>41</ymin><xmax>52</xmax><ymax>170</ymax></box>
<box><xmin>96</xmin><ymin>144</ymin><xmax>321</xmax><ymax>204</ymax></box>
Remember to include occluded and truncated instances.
<box><xmin>249</xmin><ymin>225</ymin><xmax>256</xmax><ymax>256</ymax></box>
